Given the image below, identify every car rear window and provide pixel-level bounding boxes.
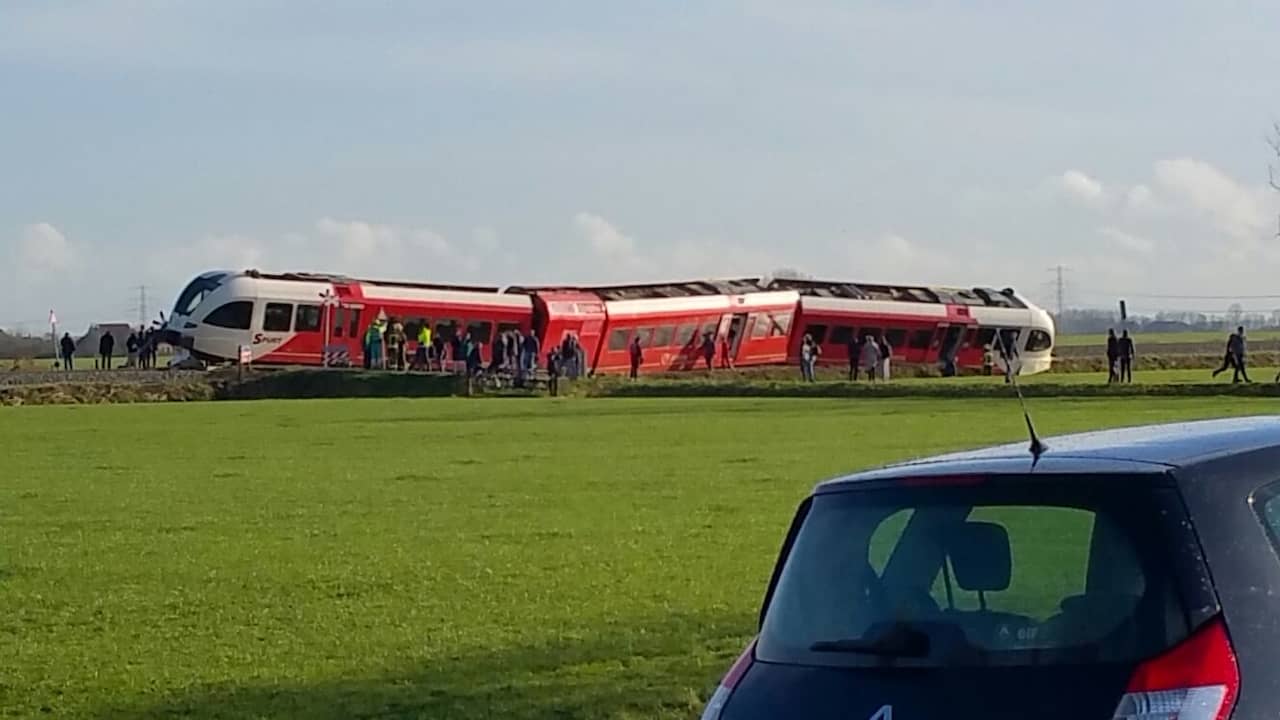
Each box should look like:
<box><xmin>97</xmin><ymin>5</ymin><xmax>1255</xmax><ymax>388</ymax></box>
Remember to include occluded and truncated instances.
<box><xmin>757</xmin><ymin>478</ymin><xmax>1210</xmax><ymax>668</ymax></box>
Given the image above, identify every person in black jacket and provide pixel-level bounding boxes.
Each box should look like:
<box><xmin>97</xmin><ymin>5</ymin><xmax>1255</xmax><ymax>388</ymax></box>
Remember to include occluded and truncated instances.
<box><xmin>1118</xmin><ymin>330</ymin><xmax>1135</xmax><ymax>383</ymax></box>
<box><xmin>59</xmin><ymin>333</ymin><xmax>75</xmax><ymax>371</ymax></box>
<box><xmin>98</xmin><ymin>331</ymin><xmax>115</xmax><ymax>370</ymax></box>
<box><xmin>1105</xmin><ymin>328</ymin><xmax>1119</xmax><ymax>383</ymax></box>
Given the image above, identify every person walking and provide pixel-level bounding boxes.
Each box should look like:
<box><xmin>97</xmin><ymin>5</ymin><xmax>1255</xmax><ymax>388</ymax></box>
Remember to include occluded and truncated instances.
<box><xmin>859</xmin><ymin>334</ymin><xmax>881</xmax><ymax>381</ymax></box>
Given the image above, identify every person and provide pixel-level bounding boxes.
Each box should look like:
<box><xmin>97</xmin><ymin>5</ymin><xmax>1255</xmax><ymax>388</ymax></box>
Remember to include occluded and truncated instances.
<box><xmin>364</xmin><ymin>321</ymin><xmax>384</xmax><ymax>370</ymax></box>
<box><xmin>847</xmin><ymin>334</ymin><xmax>862</xmax><ymax>381</ymax></box>
<box><xmin>982</xmin><ymin>345</ymin><xmax>994</xmax><ymax>376</ymax></box>
<box><xmin>98</xmin><ymin>330</ymin><xmax>115</xmax><ymax>370</ymax></box>
<box><xmin>1118</xmin><ymin>330</ymin><xmax>1135</xmax><ymax>383</ymax></box>
<box><xmin>415</xmin><ymin>323</ymin><xmax>431</xmax><ymax>371</ymax></box>
<box><xmin>720</xmin><ymin>331</ymin><xmax>735</xmax><ymax>370</ymax></box>
<box><xmin>701</xmin><ymin>332</ymin><xmax>715</xmax><ymax>371</ymax></box>
<box><xmin>878</xmin><ymin>334</ymin><xmax>893</xmax><ymax>381</ymax></box>
<box><xmin>1213</xmin><ymin>328</ymin><xmax>1248</xmax><ymax>382</ymax></box>
<box><xmin>1105</xmin><ymin>329</ymin><xmax>1119</xmax><ymax>384</ymax></box>
<box><xmin>859</xmin><ymin>334</ymin><xmax>881</xmax><ymax>381</ymax></box>
<box><xmin>521</xmin><ymin>331</ymin><xmax>541</xmax><ymax>373</ymax></box>
<box><xmin>126</xmin><ymin>331</ymin><xmax>140</xmax><ymax>368</ymax></box>
<box><xmin>629</xmin><ymin>335</ymin><xmax>643</xmax><ymax>379</ymax></box>
<box><xmin>59</xmin><ymin>332</ymin><xmax>75</xmax><ymax>371</ymax></box>
<box><xmin>386</xmin><ymin>318</ymin><xmax>406</xmax><ymax>371</ymax></box>
<box><xmin>546</xmin><ymin>350</ymin><xmax>561</xmax><ymax>396</ymax></box>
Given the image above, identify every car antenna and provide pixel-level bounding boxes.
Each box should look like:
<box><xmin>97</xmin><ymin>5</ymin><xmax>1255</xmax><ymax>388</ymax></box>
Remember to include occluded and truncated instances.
<box><xmin>995</xmin><ymin>332</ymin><xmax>1046</xmax><ymax>461</ymax></box>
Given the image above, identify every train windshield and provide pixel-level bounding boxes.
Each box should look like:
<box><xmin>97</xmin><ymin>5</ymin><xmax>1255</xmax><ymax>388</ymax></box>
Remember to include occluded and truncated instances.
<box><xmin>172</xmin><ymin>274</ymin><xmax>226</xmax><ymax>316</ymax></box>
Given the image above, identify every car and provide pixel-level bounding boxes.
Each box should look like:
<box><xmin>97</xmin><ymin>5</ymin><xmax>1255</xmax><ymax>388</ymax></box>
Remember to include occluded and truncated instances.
<box><xmin>700</xmin><ymin>415</ymin><xmax>1280</xmax><ymax>720</ymax></box>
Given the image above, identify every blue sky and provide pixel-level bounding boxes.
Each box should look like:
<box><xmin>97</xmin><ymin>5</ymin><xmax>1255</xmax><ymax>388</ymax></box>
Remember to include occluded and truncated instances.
<box><xmin>5</xmin><ymin>1</ymin><xmax>1280</xmax><ymax>331</ymax></box>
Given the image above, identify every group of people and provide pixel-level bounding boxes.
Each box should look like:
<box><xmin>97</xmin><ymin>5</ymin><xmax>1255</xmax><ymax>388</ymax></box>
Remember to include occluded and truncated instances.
<box><xmin>360</xmin><ymin>317</ymin><xmax>592</xmax><ymax>384</ymax></box>
<box><xmin>56</xmin><ymin>327</ymin><xmax>161</xmax><ymax>371</ymax></box>
<box><xmin>1104</xmin><ymin>328</ymin><xmax>1137</xmax><ymax>383</ymax></box>
<box><xmin>795</xmin><ymin>333</ymin><xmax>895</xmax><ymax>382</ymax></box>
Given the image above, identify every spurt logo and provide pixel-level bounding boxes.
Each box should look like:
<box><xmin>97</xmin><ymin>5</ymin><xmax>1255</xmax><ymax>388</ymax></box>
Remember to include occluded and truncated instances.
<box><xmin>251</xmin><ymin>333</ymin><xmax>284</xmax><ymax>345</ymax></box>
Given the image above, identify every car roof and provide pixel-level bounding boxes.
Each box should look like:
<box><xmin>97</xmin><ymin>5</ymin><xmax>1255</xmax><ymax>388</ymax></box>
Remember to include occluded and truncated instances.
<box><xmin>816</xmin><ymin>415</ymin><xmax>1280</xmax><ymax>492</ymax></box>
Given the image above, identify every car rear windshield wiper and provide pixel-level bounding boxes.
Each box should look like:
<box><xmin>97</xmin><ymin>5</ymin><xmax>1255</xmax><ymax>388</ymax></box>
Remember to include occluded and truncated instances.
<box><xmin>808</xmin><ymin>623</ymin><xmax>932</xmax><ymax>657</ymax></box>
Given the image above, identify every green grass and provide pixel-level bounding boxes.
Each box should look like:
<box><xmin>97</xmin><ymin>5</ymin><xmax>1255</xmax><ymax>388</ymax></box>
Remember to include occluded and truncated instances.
<box><xmin>1057</xmin><ymin>330</ymin><xmax>1280</xmax><ymax>347</ymax></box>
<box><xmin>2</xmin><ymin>397</ymin><xmax>1276</xmax><ymax>719</ymax></box>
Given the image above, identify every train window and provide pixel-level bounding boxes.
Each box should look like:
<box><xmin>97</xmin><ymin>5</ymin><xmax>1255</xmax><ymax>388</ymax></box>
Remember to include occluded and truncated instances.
<box><xmin>908</xmin><ymin>329</ymin><xmax>932</xmax><ymax>349</ymax></box>
<box><xmin>347</xmin><ymin>309</ymin><xmax>361</xmax><ymax>338</ymax></box>
<box><xmin>635</xmin><ymin>327</ymin><xmax>655</xmax><ymax>346</ymax></box>
<box><xmin>885</xmin><ymin>329</ymin><xmax>907</xmax><ymax>349</ymax></box>
<box><xmin>203</xmin><ymin>301</ymin><xmax>253</xmax><ymax>330</ymax></box>
<box><xmin>607</xmin><ymin>328</ymin><xmax>630</xmax><ymax>351</ymax></box>
<box><xmin>295</xmin><ymin>304</ymin><xmax>322</xmax><ymax>333</ymax></box>
<box><xmin>976</xmin><ymin>327</ymin><xmax>997</xmax><ymax>347</ymax></box>
<box><xmin>803</xmin><ymin>324</ymin><xmax>828</xmax><ymax>344</ymax></box>
<box><xmin>771</xmin><ymin>312</ymin><xmax>792</xmax><ymax>336</ymax></box>
<box><xmin>653</xmin><ymin>325</ymin><xmax>675</xmax><ymax>347</ymax></box>
<box><xmin>263</xmin><ymin>303</ymin><xmax>293</xmax><ymax>332</ymax></box>
<box><xmin>675</xmin><ymin>324</ymin><xmax>697</xmax><ymax>346</ymax></box>
<box><xmin>829</xmin><ymin>325</ymin><xmax>854</xmax><ymax>345</ymax></box>
<box><xmin>497</xmin><ymin>322</ymin><xmax>521</xmax><ymax>337</ymax></box>
<box><xmin>750</xmin><ymin>314</ymin><xmax>770</xmax><ymax>339</ymax></box>
<box><xmin>435</xmin><ymin>319</ymin><xmax>459</xmax><ymax>341</ymax></box>
<box><xmin>1026</xmin><ymin>329</ymin><xmax>1052</xmax><ymax>352</ymax></box>
<box><xmin>857</xmin><ymin>327</ymin><xmax>883</xmax><ymax>342</ymax></box>
<box><xmin>467</xmin><ymin>321</ymin><xmax>493</xmax><ymax>344</ymax></box>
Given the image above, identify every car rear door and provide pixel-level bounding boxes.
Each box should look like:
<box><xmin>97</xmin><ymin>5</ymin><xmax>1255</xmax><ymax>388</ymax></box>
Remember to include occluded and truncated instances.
<box><xmin>720</xmin><ymin>474</ymin><xmax>1224</xmax><ymax>720</ymax></box>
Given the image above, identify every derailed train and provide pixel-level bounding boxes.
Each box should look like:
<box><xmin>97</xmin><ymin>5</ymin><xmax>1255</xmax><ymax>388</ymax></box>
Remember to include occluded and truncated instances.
<box><xmin>158</xmin><ymin>269</ymin><xmax>1055</xmax><ymax>375</ymax></box>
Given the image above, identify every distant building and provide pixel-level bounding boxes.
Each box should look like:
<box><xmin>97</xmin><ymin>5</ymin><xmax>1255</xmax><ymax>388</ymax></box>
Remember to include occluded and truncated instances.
<box><xmin>74</xmin><ymin>323</ymin><xmax>134</xmax><ymax>357</ymax></box>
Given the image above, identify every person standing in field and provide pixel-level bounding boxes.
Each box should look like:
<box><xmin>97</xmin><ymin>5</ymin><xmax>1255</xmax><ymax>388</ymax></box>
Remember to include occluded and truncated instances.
<box><xmin>720</xmin><ymin>331</ymin><xmax>735</xmax><ymax>370</ymax></box>
<box><xmin>700</xmin><ymin>332</ymin><xmax>716</xmax><ymax>371</ymax></box>
<box><xmin>878</xmin><ymin>334</ymin><xmax>893</xmax><ymax>381</ymax></box>
<box><xmin>1118</xmin><ymin>330</ymin><xmax>1135</xmax><ymax>383</ymax></box>
<box><xmin>98</xmin><ymin>330</ymin><xmax>115</xmax><ymax>370</ymax></box>
<box><xmin>629</xmin><ymin>335</ymin><xmax>643</xmax><ymax>379</ymax></box>
<box><xmin>847</xmin><ymin>333</ymin><xmax>862</xmax><ymax>381</ymax></box>
<box><xmin>1105</xmin><ymin>328</ymin><xmax>1119</xmax><ymax>383</ymax></box>
<box><xmin>126</xmin><ymin>331</ymin><xmax>140</xmax><ymax>368</ymax></box>
<box><xmin>860</xmin><ymin>334</ymin><xmax>881</xmax><ymax>381</ymax></box>
<box><xmin>799</xmin><ymin>334</ymin><xmax>818</xmax><ymax>381</ymax></box>
<box><xmin>59</xmin><ymin>332</ymin><xmax>75</xmax><ymax>371</ymax></box>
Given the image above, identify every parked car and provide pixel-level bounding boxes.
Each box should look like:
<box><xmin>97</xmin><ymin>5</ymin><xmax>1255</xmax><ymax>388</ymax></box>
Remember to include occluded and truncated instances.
<box><xmin>701</xmin><ymin>416</ymin><xmax>1280</xmax><ymax>719</ymax></box>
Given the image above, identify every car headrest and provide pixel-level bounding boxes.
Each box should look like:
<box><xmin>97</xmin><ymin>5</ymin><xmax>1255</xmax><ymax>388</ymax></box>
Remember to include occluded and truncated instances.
<box><xmin>948</xmin><ymin>521</ymin><xmax>1011</xmax><ymax>592</ymax></box>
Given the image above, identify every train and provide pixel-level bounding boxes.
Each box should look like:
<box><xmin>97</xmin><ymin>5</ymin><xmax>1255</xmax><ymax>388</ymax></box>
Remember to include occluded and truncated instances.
<box><xmin>157</xmin><ymin>269</ymin><xmax>1056</xmax><ymax>376</ymax></box>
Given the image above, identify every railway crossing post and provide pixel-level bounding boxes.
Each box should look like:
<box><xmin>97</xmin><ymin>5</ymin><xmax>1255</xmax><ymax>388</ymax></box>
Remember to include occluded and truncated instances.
<box><xmin>319</xmin><ymin>290</ymin><xmax>338</xmax><ymax>368</ymax></box>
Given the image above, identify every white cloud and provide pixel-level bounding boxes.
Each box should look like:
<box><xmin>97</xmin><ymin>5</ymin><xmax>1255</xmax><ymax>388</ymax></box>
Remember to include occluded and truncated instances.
<box><xmin>20</xmin><ymin>222</ymin><xmax>78</xmax><ymax>273</ymax></box>
<box><xmin>1152</xmin><ymin>157</ymin><xmax>1277</xmax><ymax>244</ymax></box>
<box><xmin>573</xmin><ymin>212</ymin><xmax>635</xmax><ymax>258</ymax></box>
<box><xmin>1098</xmin><ymin>226</ymin><xmax>1155</xmax><ymax>254</ymax></box>
<box><xmin>1056</xmin><ymin>170</ymin><xmax>1106</xmax><ymax>208</ymax></box>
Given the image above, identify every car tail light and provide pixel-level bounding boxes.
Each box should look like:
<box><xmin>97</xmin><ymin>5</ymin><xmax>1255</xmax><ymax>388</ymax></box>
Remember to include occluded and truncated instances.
<box><xmin>1111</xmin><ymin>616</ymin><xmax>1239</xmax><ymax>720</ymax></box>
<box><xmin>699</xmin><ymin>639</ymin><xmax>756</xmax><ymax>720</ymax></box>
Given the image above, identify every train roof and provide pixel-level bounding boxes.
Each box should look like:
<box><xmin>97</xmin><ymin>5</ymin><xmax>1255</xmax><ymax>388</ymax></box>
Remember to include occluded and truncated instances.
<box><xmin>242</xmin><ymin>270</ymin><xmax>503</xmax><ymax>294</ymax></box>
<box><xmin>507</xmin><ymin>277</ymin><xmax>771</xmax><ymax>301</ymax></box>
<box><xmin>766</xmin><ymin>278</ymin><xmax>1027</xmax><ymax>309</ymax></box>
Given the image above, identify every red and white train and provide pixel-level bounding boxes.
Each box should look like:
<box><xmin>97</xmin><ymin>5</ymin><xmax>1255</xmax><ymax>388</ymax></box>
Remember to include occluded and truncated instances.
<box><xmin>159</xmin><ymin>269</ymin><xmax>1055</xmax><ymax>375</ymax></box>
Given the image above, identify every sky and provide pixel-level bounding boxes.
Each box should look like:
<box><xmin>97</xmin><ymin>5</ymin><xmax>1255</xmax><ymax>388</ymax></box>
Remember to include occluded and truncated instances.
<box><xmin>5</xmin><ymin>0</ymin><xmax>1280</xmax><ymax>331</ymax></box>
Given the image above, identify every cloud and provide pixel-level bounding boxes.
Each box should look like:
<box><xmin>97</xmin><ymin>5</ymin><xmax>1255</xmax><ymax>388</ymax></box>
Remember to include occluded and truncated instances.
<box><xmin>1055</xmin><ymin>170</ymin><xmax>1106</xmax><ymax>208</ymax></box>
<box><xmin>20</xmin><ymin>222</ymin><xmax>78</xmax><ymax>273</ymax></box>
<box><xmin>1151</xmin><ymin>157</ymin><xmax>1277</xmax><ymax>244</ymax></box>
<box><xmin>573</xmin><ymin>212</ymin><xmax>635</xmax><ymax>258</ymax></box>
<box><xmin>1098</xmin><ymin>226</ymin><xmax>1155</xmax><ymax>254</ymax></box>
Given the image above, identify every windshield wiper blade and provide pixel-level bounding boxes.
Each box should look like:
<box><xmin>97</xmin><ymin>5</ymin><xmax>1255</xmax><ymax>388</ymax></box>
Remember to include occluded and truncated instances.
<box><xmin>808</xmin><ymin>624</ymin><xmax>931</xmax><ymax>657</ymax></box>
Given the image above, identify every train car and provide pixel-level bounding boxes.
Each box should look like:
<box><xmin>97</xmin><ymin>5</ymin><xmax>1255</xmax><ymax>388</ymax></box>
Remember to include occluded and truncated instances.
<box><xmin>515</xmin><ymin>279</ymin><xmax>798</xmax><ymax>375</ymax></box>
<box><xmin>768</xmin><ymin>279</ymin><xmax>1055</xmax><ymax>375</ymax></box>
<box><xmin>161</xmin><ymin>269</ymin><xmax>533</xmax><ymax>366</ymax></box>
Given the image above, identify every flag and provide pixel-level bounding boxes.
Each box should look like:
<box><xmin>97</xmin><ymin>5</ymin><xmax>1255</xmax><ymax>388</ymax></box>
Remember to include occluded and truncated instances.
<box><xmin>49</xmin><ymin>309</ymin><xmax>57</xmax><ymax>326</ymax></box>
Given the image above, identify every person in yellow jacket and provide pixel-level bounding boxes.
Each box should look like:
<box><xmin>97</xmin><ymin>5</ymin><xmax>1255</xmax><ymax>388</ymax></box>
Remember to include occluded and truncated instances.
<box><xmin>415</xmin><ymin>324</ymin><xmax>432</xmax><ymax>371</ymax></box>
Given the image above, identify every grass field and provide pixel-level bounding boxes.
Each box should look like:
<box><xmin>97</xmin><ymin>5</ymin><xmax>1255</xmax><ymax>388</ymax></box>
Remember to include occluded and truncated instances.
<box><xmin>2</xmin><ymin>396</ymin><xmax>1276</xmax><ymax>719</ymax></box>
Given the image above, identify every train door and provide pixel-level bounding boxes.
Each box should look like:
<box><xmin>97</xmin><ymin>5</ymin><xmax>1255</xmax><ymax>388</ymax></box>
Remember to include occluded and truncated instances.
<box><xmin>328</xmin><ymin>303</ymin><xmax>363</xmax><ymax>367</ymax></box>
<box><xmin>934</xmin><ymin>323</ymin><xmax>966</xmax><ymax>375</ymax></box>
